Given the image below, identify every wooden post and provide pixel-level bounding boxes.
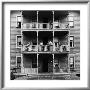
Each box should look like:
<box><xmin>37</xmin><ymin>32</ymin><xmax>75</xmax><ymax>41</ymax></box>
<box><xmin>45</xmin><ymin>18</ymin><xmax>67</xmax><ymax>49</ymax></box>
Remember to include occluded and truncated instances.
<box><xmin>21</xmin><ymin>10</ymin><xmax>24</xmax><ymax>73</ymax></box>
<box><xmin>52</xmin><ymin>11</ymin><xmax>54</xmax><ymax>29</ymax></box>
<box><xmin>37</xmin><ymin>54</ymin><xmax>38</xmax><ymax>75</ymax></box>
<box><xmin>53</xmin><ymin>54</ymin><xmax>54</xmax><ymax>74</ymax></box>
<box><xmin>37</xmin><ymin>11</ymin><xmax>38</xmax><ymax>29</ymax></box>
<box><xmin>68</xmin><ymin>54</ymin><xmax>70</xmax><ymax>73</ymax></box>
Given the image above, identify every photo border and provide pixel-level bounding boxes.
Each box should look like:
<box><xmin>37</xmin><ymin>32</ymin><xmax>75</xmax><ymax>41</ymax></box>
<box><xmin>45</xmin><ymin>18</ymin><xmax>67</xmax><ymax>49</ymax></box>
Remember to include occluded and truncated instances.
<box><xmin>0</xmin><ymin>0</ymin><xmax>90</xmax><ymax>90</ymax></box>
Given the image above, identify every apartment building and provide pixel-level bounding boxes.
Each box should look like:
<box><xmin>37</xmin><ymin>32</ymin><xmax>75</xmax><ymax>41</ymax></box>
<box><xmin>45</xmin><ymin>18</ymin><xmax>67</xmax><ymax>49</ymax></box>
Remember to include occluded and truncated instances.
<box><xmin>10</xmin><ymin>10</ymin><xmax>80</xmax><ymax>80</ymax></box>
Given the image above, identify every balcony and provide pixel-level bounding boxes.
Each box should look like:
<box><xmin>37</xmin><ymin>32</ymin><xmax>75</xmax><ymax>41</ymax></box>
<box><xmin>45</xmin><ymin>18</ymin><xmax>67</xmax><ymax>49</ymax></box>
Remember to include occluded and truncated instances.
<box><xmin>22</xmin><ymin>23</ymin><xmax>37</xmax><ymax>29</ymax></box>
<box><xmin>54</xmin><ymin>45</ymin><xmax>70</xmax><ymax>53</ymax></box>
<box><xmin>53</xmin><ymin>22</ymin><xmax>69</xmax><ymax>29</ymax></box>
<box><xmin>54</xmin><ymin>54</ymin><xmax>69</xmax><ymax>73</ymax></box>
<box><xmin>22</xmin><ymin>44</ymin><xmax>70</xmax><ymax>53</ymax></box>
<box><xmin>22</xmin><ymin>22</ymin><xmax>69</xmax><ymax>30</ymax></box>
<box><xmin>22</xmin><ymin>54</ymin><xmax>37</xmax><ymax>74</ymax></box>
<box><xmin>21</xmin><ymin>31</ymin><xmax>70</xmax><ymax>53</ymax></box>
<box><xmin>22</xmin><ymin>11</ymin><xmax>70</xmax><ymax>30</ymax></box>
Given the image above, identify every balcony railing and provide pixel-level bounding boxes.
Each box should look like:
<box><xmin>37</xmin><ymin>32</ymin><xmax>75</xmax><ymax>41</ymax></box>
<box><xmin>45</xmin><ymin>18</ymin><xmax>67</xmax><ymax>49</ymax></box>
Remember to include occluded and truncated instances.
<box><xmin>38</xmin><ymin>23</ymin><xmax>52</xmax><ymax>29</ymax></box>
<box><xmin>22</xmin><ymin>22</ymin><xmax>69</xmax><ymax>30</ymax></box>
<box><xmin>38</xmin><ymin>45</ymin><xmax>53</xmax><ymax>52</ymax></box>
<box><xmin>54</xmin><ymin>45</ymin><xmax>70</xmax><ymax>52</ymax></box>
<box><xmin>53</xmin><ymin>22</ymin><xmax>69</xmax><ymax>29</ymax></box>
<box><xmin>22</xmin><ymin>45</ymin><xmax>37</xmax><ymax>52</ymax></box>
<box><xmin>22</xmin><ymin>44</ymin><xmax>70</xmax><ymax>53</ymax></box>
<box><xmin>22</xmin><ymin>23</ymin><xmax>37</xmax><ymax>29</ymax></box>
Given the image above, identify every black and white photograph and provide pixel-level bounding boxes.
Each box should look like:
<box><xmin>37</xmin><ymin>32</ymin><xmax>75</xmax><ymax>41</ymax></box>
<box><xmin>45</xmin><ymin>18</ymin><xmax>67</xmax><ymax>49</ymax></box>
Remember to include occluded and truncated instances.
<box><xmin>10</xmin><ymin>10</ymin><xmax>80</xmax><ymax>80</ymax></box>
<box><xmin>1</xmin><ymin>1</ymin><xmax>89</xmax><ymax>89</ymax></box>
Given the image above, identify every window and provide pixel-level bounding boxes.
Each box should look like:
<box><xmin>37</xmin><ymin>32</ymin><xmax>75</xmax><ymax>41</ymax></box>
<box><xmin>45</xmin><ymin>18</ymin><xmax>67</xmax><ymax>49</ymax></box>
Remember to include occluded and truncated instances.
<box><xmin>16</xmin><ymin>16</ymin><xmax>21</xmax><ymax>28</ymax></box>
<box><xmin>70</xmin><ymin>36</ymin><xmax>74</xmax><ymax>48</ymax></box>
<box><xmin>70</xmin><ymin>57</ymin><xmax>74</xmax><ymax>71</ymax></box>
<box><xmin>16</xmin><ymin>56</ymin><xmax>21</xmax><ymax>68</ymax></box>
<box><xmin>16</xmin><ymin>36</ymin><xmax>22</xmax><ymax>48</ymax></box>
<box><xmin>68</xmin><ymin>16</ymin><xmax>74</xmax><ymax>28</ymax></box>
<box><xmin>16</xmin><ymin>56</ymin><xmax>21</xmax><ymax>73</ymax></box>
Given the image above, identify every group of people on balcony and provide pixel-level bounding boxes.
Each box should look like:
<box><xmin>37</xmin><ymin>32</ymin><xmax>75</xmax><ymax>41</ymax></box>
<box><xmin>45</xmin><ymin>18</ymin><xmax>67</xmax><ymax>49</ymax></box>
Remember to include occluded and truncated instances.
<box><xmin>22</xmin><ymin>41</ymin><xmax>70</xmax><ymax>52</ymax></box>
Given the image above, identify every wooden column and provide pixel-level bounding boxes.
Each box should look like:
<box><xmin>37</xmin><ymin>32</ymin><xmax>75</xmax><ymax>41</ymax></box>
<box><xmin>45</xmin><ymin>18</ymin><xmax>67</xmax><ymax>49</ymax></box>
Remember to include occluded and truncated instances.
<box><xmin>36</xmin><ymin>11</ymin><xmax>39</xmax><ymax>75</ymax></box>
<box><xmin>52</xmin><ymin>11</ymin><xmax>54</xmax><ymax>29</ymax></box>
<box><xmin>68</xmin><ymin>54</ymin><xmax>70</xmax><ymax>73</ymax></box>
<box><xmin>37</xmin><ymin>54</ymin><xmax>38</xmax><ymax>75</ymax></box>
<box><xmin>53</xmin><ymin>54</ymin><xmax>54</xmax><ymax>74</ymax></box>
<box><xmin>21</xmin><ymin>10</ymin><xmax>24</xmax><ymax>73</ymax></box>
<box><xmin>37</xmin><ymin>11</ymin><xmax>39</xmax><ymax>29</ymax></box>
<box><xmin>52</xmin><ymin>11</ymin><xmax>55</xmax><ymax>74</ymax></box>
<box><xmin>68</xmin><ymin>18</ymin><xmax>70</xmax><ymax>73</ymax></box>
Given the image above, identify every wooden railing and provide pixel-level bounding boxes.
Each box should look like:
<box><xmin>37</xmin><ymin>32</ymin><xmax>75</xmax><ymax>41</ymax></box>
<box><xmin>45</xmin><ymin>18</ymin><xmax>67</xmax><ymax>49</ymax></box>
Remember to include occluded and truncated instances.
<box><xmin>22</xmin><ymin>22</ymin><xmax>70</xmax><ymax>29</ymax></box>
<box><xmin>22</xmin><ymin>23</ymin><xmax>37</xmax><ymax>29</ymax></box>
<box><xmin>22</xmin><ymin>45</ymin><xmax>37</xmax><ymax>52</ymax></box>
<box><xmin>22</xmin><ymin>44</ymin><xmax>70</xmax><ymax>52</ymax></box>
<box><xmin>38</xmin><ymin>23</ymin><xmax>51</xmax><ymax>29</ymax></box>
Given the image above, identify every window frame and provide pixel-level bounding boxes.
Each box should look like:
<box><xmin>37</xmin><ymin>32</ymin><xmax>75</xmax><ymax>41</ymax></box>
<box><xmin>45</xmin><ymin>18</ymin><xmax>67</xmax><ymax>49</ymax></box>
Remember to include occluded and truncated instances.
<box><xmin>69</xmin><ymin>56</ymin><xmax>75</xmax><ymax>71</ymax></box>
<box><xmin>16</xmin><ymin>15</ymin><xmax>22</xmax><ymax>28</ymax></box>
<box><xmin>16</xmin><ymin>56</ymin><xmax>21</xmax><ymax>68</ymax></box>
<box><xmin>70</xmin><ymin>36</ymin><xmax>74</xmax><ymax>48</ymax></box>
<box><xmin>68</xmin><ymin>16</ymin><xmax>74</xmax><ymax>28</ymax></box>
<box><xmin>16</xmin><ymin>35</ymin><xmax>22</xmax><ymax>48</ymax></box>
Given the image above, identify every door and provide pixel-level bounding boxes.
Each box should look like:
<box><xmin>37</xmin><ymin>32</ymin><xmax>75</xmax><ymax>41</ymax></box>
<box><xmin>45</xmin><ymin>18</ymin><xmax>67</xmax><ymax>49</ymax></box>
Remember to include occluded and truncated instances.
<box><xmin>38</xmin><ymin>54</ymin><xmax>53</xmax><ymax>73</ymax></box>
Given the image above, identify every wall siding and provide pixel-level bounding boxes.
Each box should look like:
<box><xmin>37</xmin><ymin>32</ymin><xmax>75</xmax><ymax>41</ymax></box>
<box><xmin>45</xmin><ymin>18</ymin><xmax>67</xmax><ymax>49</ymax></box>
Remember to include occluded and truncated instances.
<box><xmin>69</xmin><ymin>11</ymin><xmax>80</xmax><ymax>73</ymax></box>
<box><xmin>10</xmin><ymin>10</ymin><xmax>80</xmax><ymax>74</ymax></box>
<box><xmin>10</xmin><ymin>11</ymin><xmax>22</xmax><ymax>69</ymax></box>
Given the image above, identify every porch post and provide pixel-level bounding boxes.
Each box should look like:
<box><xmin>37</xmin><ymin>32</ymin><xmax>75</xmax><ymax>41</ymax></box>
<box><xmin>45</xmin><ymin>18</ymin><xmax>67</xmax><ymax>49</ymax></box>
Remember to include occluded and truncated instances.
<box><xmin>37</xmin><ymin>25</ymin><xmax>38</xmax><ymax>75</ymax></box>
<box><xmin>21</xmin><ymin>11</ymin><xmax>24</xmax><ymax>74</ymax></box>
<box><xmin>68</xmin><ymin>54</ymin><xmax>70</xmax><ymax>73</ymax></box>
<box><xmin>52</xmin><ymin>11</ymin><xmax>54</xmax><ymax>29</ymax></box>
<box><xmin>37</xmin><ymin>54</ymin><xmax>38</xmax><ymax>75</ymax></box>
<box><xmin>37</xmin><ymin>11</ymin><xmax>38</xmax><ymax>29</ymax></box>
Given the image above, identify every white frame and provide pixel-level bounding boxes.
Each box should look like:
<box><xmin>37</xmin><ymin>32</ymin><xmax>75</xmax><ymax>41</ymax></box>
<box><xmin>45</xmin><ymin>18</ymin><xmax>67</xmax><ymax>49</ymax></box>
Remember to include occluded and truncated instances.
<box><xmin>0</xmin><ymin>0</ymin><xmax>90</xmax><ymax>90</ymax></box>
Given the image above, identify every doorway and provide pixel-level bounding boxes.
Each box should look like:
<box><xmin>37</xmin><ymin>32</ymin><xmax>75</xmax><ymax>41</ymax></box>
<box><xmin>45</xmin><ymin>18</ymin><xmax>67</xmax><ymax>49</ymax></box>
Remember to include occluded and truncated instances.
<box><xmin>38</xmin><ymin>54</ymin><xmax>53</xmax><ymax>73</ymax></box>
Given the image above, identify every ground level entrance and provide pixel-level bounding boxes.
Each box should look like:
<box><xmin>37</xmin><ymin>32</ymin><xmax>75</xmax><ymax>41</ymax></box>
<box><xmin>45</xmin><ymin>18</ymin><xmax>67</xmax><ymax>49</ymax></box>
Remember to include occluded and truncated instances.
<box><xmin>38</xmin><ymin>54</ymin><xmax>53</xmax><ymax>73</ymax></box>
<box><xmin>22</xmin><ymin>54</ymin><xmax>68</xmax><ymax>74</ymax></box>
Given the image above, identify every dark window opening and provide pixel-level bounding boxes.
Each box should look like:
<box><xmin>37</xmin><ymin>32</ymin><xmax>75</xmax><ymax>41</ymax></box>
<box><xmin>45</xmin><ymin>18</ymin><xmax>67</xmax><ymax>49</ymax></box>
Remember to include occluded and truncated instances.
<box><xmin>70</xmin><ymin>42</ymin><xmax>73</xmax><ymax>47</ymax></box>
<box><xmin>17</xmin><ymin>22</ymin><xmax>21</xmax><ymax>28</ymax></box>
